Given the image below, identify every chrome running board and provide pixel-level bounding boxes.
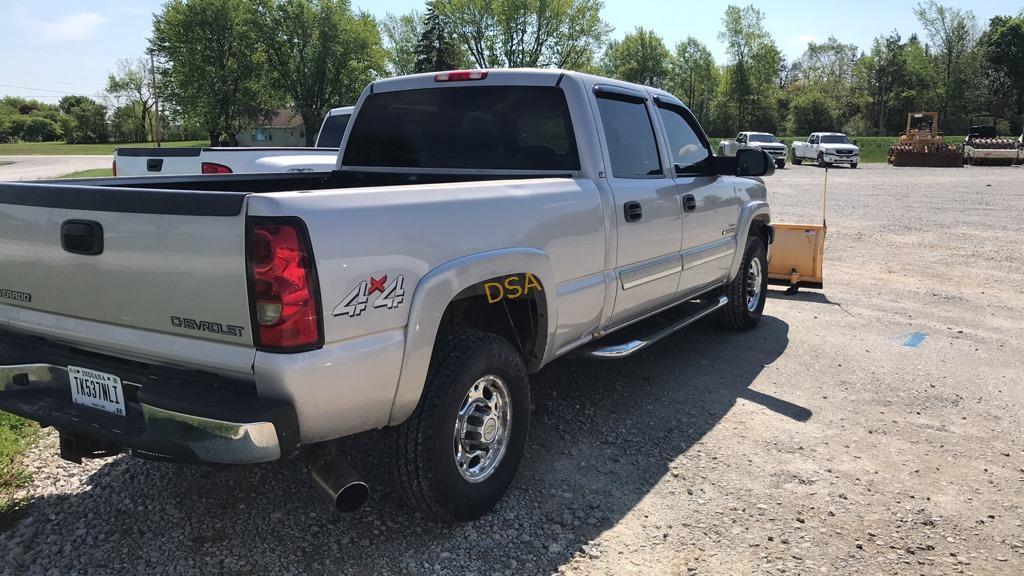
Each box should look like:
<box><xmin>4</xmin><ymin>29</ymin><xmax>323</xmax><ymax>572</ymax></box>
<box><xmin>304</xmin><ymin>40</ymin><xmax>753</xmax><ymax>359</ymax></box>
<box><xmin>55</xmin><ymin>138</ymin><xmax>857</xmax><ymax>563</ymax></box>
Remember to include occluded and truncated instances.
<box><xmin>584</xmin><ymin>295</ymin><xmax>728</xmax><ymax>359</ymax></box>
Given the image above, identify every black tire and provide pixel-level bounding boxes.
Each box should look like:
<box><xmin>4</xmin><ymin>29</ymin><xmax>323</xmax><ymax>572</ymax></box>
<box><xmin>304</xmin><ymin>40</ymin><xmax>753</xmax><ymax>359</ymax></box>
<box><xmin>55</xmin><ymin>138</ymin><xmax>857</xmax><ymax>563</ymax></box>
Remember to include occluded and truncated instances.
<box><xmin>792</xmin><ymin>157</ymin><xmax>803</xmax><ymax>165</ymax></box>
<box><xmin>850</xmin><ymin>162</ymin><xmax>858</xmax><ymax>169</ymax></box>
<box><xmin>775</xmin><ymin>159</ymin><xmax>786</xmax><ymax>169</ymax></box>
<box><xmin>391</xmin><ymin>331</ymin><xmax>530</xmax><ymax>521</ymax></box>
<box><xmin>817</xmin><ymin>153</ymin><xmax>829</xmax><ymax>168</ymax></box>
<box><xmin>718</xmin><ymin>235</ymin><xmax>768</xmax><ymax>331</ymax></box>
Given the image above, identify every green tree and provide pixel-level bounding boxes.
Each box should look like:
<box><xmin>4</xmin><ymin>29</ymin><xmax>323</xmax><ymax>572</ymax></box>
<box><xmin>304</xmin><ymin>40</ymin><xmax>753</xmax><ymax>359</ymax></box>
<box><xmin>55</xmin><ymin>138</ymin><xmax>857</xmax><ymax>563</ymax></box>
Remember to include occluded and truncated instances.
<box><xmin>382</xmin><ymin>10</ymin><xmax>424</xmax><ymax>76</ymax></box>
<box><xmin>0</xmin><ymin>114</ymin><xmax>12</xmax><ymax>142</ymax></box>
<box><xmin>717</xmin><ymin>4</ymin><xmax>782</xmax><ymax>133</ymax></box>
<box><xmin>152</xmin><ymin>0</ymin><xmax>280</xmax><ymax>146</ymax></box>
<box><xmin>601</xmin><ymin>28</ymin><xmax>670</xmax><ymax>88</ymax></box>
<box><xmin>861</xmin><ymin>32</ymin><xmax>909</xmax><ymax>134</ymax></box>
<box><xmin>252</xmin><ymin>0</ymin><xmax>386</xmax><ymax>146</ymax></box>
<box><xmin>787</xmin><ymin>92</ymin><xmax>837</xmax><ymax>134</ymax></box>
<box><xmin>438</xmin><ymin>0</ymin><xmax>611</xmax><ymax>70</ymax></box>
<box><xmin>58</xmin><ymin>95</ymin><xmax>109</xmax><ymax>144</ymax></box>
<box><xmin>668</xmin><ymin>37</ymin><xmax>718</xmax><ymax>128</ymax></box>
<box><xmin>414</xmin><ymin>1</ymin><xmax>468</xmax><ymax>73</ymax></box>
<box><xmin>21</xmin><ymin>116</ymin><xmax>61</xmax><ymax>142</ymax></box>
<box><xmin>978</xmin><ymin>13</ymin><xmax>1024</xmax><ymax>132</ymax></box>
<box><xmin>105</xmin><ymin>58</ymin><xmax>155</xmax><ymax>143</ymax></box>
<box><xmin>799</xmin><ymin>36</ymin><xmax>858</xmax><ymax>106</ymax></box>
<box><xmin>913</xmin><ymin>1</ymin><xmax>980</xmax><ymax>129</ymax></box>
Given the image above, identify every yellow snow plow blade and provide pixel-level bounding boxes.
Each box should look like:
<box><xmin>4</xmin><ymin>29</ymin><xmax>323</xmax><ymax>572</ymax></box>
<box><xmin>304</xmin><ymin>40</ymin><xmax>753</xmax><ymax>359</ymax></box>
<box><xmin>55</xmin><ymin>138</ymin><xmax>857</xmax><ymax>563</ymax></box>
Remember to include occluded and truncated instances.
<box><xmin>768</xmin><ymin>223</ymin><xmax>825</xmax><ymax>289</ymax></box>
<box><xmin>768</xmin><ymin>169</ymin><xmax>829</xmax><ymax>291</ymax></box>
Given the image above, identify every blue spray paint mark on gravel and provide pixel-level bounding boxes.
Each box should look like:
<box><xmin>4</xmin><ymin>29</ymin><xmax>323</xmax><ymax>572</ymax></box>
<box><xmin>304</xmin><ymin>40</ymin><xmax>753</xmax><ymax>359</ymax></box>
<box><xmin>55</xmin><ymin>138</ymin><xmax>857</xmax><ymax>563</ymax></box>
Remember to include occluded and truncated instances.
<box><xmin>903</xmin><ymin>332</ymin><xmax>927</xmax><ymax>348</ymax></box>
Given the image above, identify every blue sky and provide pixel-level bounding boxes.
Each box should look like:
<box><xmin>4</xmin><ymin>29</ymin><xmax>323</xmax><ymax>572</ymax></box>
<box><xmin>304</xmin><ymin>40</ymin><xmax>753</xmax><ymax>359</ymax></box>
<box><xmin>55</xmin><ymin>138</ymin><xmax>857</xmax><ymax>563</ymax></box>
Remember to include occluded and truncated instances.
<box><xmin>0</xmin><ymin>0</ymin><xmax>1018</xmax><ymax>102</ymax></box>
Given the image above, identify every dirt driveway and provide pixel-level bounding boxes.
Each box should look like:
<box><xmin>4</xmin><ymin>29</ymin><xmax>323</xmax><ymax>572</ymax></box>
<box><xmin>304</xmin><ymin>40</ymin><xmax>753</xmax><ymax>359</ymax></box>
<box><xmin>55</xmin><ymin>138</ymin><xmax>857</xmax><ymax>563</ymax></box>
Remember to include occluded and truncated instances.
<box><xmin>1</xmin><ymin>163</ymin><xmax>1022</xmax><ymax>575</ymax></box>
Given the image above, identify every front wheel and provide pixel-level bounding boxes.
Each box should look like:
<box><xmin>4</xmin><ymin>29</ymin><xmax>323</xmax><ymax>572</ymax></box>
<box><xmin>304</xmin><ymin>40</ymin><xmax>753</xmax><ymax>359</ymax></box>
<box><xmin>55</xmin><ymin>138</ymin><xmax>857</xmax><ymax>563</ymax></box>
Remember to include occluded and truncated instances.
<box><xmin>391</xmin><ymin>331</ymin><xmax>530</xmax><ymax>521</ymax></box>
<box><xmin>792</xmin><ymin>156</ymin><xmax>803</xmax><ymax>165</ymax></box>
<box><xmin>850</xmin><ymin>162</ymin><xmax>858</xmax><ymax>169</ymax></box>
<box><xmin>775</xmin><ymin>159</ymin><xmax>786</xmax><ymax>169</ymax></box>
<box><xmin>817</xmin><ymin>153</ymin><xmax>829</xmax><ymax>168</ymax></box>
<box><xmin>718</xmin><ymin>235</ymin><xmax>768</xmax><ymax>331</ymax></box>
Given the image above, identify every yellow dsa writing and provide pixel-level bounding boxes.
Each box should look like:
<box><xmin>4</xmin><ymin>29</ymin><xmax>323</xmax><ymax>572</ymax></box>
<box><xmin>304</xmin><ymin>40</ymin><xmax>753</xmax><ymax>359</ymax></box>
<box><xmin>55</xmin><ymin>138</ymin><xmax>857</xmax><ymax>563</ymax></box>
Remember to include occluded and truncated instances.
<box><xmin>484</xmin><ymin>274</ymin><xmax>543</xmax><ymax>304</ymax></box>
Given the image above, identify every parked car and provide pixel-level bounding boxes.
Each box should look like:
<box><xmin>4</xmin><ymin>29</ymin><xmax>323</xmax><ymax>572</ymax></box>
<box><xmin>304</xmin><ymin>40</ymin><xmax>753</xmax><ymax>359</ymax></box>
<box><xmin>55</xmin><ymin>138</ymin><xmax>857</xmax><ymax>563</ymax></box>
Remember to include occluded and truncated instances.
<box><xmin>0</xmin><ymin>70</ymin><xmax>775</xmax><ymax>521</ymax></box>
<box><xmin>719</xmin><ymin>132</ymin><xmax>788</xmax><ymax>169</ymax></box>
<box><xmin>112</xmin><ymin>106</ymin><xmax>353</xmax><ymax>176</ymax></box>
<box><xmin>792</xmin><ymin>132</ymin><xmax>860</xmax><ymax>168</ymax></box>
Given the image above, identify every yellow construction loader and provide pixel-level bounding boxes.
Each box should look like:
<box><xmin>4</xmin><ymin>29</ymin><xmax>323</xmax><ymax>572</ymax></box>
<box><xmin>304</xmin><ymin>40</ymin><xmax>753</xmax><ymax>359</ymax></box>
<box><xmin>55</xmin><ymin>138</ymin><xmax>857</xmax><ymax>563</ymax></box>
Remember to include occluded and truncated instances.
<box><xmin>767</xmin><ymin>169</ymin><xmax>828</xmax><ymax>293</ymax></box>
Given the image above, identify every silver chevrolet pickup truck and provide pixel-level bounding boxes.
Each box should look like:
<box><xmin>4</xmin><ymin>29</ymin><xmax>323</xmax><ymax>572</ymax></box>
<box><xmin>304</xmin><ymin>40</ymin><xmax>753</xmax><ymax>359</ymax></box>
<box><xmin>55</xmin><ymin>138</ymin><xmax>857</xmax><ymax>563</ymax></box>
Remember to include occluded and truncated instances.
<box><xmin>0</xmin><ymin>69</ymin><xmax>774</xmax><ymax>520</ymax></box>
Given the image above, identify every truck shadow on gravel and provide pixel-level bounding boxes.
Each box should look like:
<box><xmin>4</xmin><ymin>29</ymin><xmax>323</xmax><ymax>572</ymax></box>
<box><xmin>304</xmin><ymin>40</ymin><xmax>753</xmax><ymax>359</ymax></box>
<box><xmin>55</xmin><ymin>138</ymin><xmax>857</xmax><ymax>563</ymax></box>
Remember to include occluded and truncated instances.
<box><xmin>3</xmin><ymin>315</ymin><xmax>805</xmax><ymax>576</ymax></box>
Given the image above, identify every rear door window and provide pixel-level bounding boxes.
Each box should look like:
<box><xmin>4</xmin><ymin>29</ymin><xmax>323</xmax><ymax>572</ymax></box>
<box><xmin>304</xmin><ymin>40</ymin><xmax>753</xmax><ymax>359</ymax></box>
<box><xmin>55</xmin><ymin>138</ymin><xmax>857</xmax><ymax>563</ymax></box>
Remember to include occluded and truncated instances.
<box><xmin>595</xmin><ymin>94</ymin><xmax>663</xmax><ymax>178</ymax></box>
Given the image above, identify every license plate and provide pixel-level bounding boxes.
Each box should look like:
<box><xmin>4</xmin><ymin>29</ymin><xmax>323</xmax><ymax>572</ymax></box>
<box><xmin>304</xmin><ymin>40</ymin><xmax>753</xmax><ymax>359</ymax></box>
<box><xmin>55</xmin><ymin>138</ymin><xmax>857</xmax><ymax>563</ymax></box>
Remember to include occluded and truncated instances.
<box><xmin>68</xmin><ymin>365</ymin><xmax>126</xmax><ymax>417</ymax></box>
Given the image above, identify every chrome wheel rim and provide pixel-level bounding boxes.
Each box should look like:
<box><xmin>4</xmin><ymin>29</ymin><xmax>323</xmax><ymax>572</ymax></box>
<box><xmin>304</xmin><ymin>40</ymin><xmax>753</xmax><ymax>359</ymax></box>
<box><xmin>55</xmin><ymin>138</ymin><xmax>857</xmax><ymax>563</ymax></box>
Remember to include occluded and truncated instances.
<box><xmin>746</xmin><ymin>257</ymin><xmax>763</xmax><ymax>312</ymax></box>
<box><xmin>453</xmin><ymin>375</ymin><xmax>512</xmax><ymax>483</ymax></box>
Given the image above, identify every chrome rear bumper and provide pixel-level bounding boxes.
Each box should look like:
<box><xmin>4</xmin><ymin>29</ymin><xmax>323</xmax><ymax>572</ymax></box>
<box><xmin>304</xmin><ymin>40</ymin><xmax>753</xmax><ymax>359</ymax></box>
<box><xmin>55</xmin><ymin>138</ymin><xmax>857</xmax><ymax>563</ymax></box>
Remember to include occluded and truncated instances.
<box><xmin>0</xmin><ymin>330</ymin><xmax>298</xmax><ymax>464</ymax></box>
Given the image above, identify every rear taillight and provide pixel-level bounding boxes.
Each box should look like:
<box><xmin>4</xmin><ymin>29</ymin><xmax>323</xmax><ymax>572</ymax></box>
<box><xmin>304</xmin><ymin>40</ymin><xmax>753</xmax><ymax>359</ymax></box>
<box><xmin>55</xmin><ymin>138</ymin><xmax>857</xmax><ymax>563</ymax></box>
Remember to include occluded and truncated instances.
<box><xmin>247</xmin><ymin>218</ymin><xmax>322</xmax><ymax>351</ymax></box>
<box><xmin>202</xmin><ymin>162</ymin><xmax>233</xmax><ymax>174</ymax></box>
<box><xmin>435</xmin><ymin>70</ymin><xmax>488</xmax><ymax>82</ymax></box>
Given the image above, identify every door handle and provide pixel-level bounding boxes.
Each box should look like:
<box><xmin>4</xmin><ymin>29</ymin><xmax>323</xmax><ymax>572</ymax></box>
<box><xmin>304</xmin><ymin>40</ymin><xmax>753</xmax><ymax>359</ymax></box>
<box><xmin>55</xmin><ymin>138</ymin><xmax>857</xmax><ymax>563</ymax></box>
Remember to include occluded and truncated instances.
<box><xmin>623</xmin><ymin>201</ymin><xmax>642</xmax><ymax>223</ymax></box>
<box><xmin>61</xmin><ymin>219</ymin><xmax>104</xmax><ymax>256</ymax></box>
<box><xmin>682</xmin><ymin>194</ymin><xmax>697</xmax><ymax>213</ymax></box>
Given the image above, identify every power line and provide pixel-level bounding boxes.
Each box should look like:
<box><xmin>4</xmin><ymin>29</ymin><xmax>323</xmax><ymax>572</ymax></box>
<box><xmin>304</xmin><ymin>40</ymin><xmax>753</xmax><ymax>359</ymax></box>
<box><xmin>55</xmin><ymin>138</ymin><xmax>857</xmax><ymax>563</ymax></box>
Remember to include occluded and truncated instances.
<box><xmin>0</xmin><ymin>43</ymin><xmax>119</xmax><ymax>59</ymax></box>
<box><xmin>0</xmin><ymin>76</ymin><xmax>100</xmax><ymax>87</ymax></box>
<box><xmin>0</xmin><ymin>83</ymin><xmax>91</xmax><ymax>96</ymax></box>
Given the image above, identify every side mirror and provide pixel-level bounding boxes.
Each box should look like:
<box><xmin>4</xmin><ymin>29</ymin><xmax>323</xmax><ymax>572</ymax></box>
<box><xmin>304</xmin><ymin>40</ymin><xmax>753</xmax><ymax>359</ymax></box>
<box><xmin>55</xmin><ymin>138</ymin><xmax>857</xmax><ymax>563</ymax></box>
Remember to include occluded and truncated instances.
<box><xmin>734</xmin><ymin>148</ymin><xmax>774</xmax><ymax>177</ymax></box>
<box><xmin>852</xmin><ymin>139</ymin><xmax>859</xmax><ymax>145</ymax></box>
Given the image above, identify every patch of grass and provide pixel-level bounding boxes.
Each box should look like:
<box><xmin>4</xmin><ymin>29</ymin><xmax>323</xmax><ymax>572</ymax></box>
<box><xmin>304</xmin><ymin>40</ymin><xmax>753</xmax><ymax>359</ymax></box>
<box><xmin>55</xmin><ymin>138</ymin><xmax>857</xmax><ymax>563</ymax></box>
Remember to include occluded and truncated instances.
<box><xmin>0</xmin><ymin>412</ymin><xmax>38</xmax><ymax>528</ymax></box>
<box><xmin>0</xmin><ymin>140</ymin><xmax>208</xmax><ymax>156</ymax></box>
<box><xmin>58</xmin><ymin>168</ymin><xmax>114</xmax><ymax>179</ymax></box>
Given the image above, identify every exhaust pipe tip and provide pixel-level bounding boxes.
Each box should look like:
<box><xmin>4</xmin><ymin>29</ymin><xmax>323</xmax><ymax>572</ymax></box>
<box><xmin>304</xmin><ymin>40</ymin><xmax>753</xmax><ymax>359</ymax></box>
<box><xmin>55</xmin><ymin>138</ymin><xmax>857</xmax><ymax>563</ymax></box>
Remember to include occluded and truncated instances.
<box><xmin>308</xmin><ymin>455</ymin><xmax>369</xmax><ymax>512</ymax></box>
<box><xmin>334</xmin><ymin>481</ymin><xmax>370</xmax><ymax>513</ymax></box>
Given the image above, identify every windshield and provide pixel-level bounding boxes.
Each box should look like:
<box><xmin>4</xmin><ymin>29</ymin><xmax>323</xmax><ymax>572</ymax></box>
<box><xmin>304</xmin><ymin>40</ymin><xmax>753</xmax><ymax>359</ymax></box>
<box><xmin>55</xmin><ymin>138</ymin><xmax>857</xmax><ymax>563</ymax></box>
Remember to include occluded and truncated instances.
<box><xmin>316</xmin><ymin>113</ymin><xmax>351</xmax><ymax>148</ymax></box>
<box><xmin>343</xmin><ymin>86</ymin><xmax>580</xmax><ymax>171</ymax></box>
<box><xmin>747</xmin><ymin>134</ymin><xmax>777</xmax><ymax>143</ymax></box>
<box><xmin>820</xmin><ymin>135</ymin><xmax>850</xmax><ymax>144</ymax></box>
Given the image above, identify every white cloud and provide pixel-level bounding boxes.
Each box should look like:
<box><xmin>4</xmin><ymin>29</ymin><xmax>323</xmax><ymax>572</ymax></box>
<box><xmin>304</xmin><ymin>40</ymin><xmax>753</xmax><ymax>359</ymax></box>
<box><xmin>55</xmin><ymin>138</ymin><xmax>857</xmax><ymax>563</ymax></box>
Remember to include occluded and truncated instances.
<box><xmin>797</xmin><ymin>34</ymin><xmax>817</xmax><ymax>45</ymax></box>
<box><xmin>37</xmin><ymin>13</ymin><xmax>108</xmax><ymax>43</ymax></box>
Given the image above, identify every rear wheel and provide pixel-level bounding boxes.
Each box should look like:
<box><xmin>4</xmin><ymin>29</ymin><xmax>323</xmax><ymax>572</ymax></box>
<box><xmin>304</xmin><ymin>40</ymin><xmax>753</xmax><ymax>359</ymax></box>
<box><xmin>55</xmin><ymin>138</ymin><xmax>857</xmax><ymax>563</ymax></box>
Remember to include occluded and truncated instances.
<box><xmin>391</xmin><ymin>331</ymin><xmax>530</xmax><ymax>521</ymax></box>
<box><xmin>718</xmin><ymin>235</ymin><xmax>768</xmax><ymax>331</ymax></box>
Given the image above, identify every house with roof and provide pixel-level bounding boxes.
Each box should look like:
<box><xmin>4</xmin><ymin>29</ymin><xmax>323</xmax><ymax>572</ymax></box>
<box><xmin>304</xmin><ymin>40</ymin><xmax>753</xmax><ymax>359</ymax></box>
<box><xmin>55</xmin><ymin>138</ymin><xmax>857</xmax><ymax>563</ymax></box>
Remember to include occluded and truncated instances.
<box><xmin>238</xmin><ymin>109</ymin><xmax>306</xmax><ymax>147</ymax></box>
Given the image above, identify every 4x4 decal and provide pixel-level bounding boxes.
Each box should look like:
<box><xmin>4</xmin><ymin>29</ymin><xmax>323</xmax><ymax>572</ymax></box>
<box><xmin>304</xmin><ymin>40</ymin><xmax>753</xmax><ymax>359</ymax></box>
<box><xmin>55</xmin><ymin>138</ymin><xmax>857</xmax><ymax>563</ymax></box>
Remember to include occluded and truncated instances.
<box><xmin>333</xmin><ymin>274</ymin><xmax>406</xmax><ymax>318</ymax></box>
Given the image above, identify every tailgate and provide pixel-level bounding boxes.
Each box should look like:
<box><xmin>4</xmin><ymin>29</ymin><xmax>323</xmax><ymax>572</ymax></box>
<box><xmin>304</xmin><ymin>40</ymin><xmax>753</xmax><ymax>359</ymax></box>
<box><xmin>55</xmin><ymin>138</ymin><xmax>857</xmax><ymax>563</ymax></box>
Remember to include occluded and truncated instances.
<box><xmin>115</xmin><ymin>148</ymin><xmax>203</xmax><ymax>176</ymax></box>
<box><xmin>0</xmin><ymin>182</ymin><xmax>253</xmax><ymax>347</ymax></box>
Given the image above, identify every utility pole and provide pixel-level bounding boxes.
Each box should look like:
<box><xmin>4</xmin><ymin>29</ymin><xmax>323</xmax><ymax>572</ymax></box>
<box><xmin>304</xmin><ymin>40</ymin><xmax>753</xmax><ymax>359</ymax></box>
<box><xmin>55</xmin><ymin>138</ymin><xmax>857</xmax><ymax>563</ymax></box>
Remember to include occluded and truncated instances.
<box><xmin>150</xmin><ymin>52</ymin><xmax>161</xmax><ymax>147</ymax></box>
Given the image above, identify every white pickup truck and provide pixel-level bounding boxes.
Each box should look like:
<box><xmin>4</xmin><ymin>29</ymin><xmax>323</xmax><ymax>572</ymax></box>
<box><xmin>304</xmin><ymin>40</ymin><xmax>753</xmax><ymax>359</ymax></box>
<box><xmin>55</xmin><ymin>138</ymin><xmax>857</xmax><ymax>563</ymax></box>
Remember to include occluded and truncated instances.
<box><xmin>112</xmin><ymin>106</ymin><xmax>353</xmax><ymax>176</ymax></box>
<box><xmin>792</xmin><ymin>132</ymin><xmax>860</xmax><ymax>168</ymax></box>
<box><xmin>0</xmin><ymin>70</ymin><xmax>775</xmax><ymax>520</ymax></box>
<box><xmin>718</xmin><ymin>132</ymin><xmax>788</xmax><ymax>169</ymax></box>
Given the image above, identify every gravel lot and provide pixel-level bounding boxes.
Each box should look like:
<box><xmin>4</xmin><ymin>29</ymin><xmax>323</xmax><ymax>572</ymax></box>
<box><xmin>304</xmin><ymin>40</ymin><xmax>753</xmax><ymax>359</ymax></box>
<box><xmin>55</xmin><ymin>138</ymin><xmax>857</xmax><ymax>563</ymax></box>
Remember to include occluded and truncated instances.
<box><xmin>2</xmin><ymin>163</ymin><xmax>1023</xmax><ymax>575</ymax></box>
